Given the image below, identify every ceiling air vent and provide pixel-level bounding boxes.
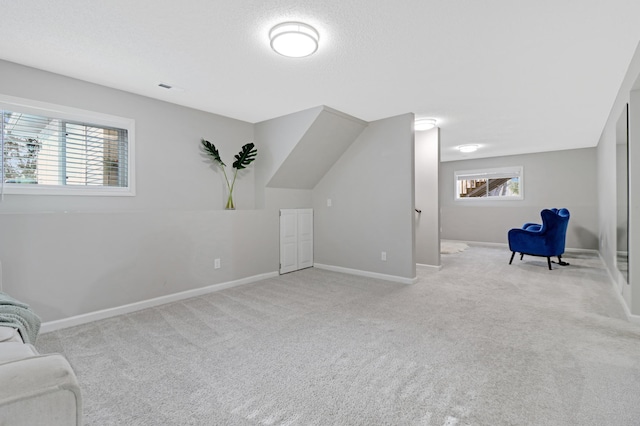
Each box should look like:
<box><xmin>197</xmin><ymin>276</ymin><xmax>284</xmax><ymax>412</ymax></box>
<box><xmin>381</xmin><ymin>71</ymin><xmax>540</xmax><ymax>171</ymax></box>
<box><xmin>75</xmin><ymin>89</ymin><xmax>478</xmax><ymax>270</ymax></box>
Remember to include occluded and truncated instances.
<box><xmin>158</xmin><ymin>83</ymin><xmax>172</xmax><ymax>89</ymax></box>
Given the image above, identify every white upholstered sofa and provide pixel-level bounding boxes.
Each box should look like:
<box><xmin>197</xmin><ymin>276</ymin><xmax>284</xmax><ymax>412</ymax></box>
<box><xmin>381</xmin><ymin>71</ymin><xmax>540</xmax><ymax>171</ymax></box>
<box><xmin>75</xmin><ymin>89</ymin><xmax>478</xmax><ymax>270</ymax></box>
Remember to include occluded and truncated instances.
<box><xmin>0</xmin><ymin>326</ymin><xmax>82</xmax><ymax>426</ymax></box>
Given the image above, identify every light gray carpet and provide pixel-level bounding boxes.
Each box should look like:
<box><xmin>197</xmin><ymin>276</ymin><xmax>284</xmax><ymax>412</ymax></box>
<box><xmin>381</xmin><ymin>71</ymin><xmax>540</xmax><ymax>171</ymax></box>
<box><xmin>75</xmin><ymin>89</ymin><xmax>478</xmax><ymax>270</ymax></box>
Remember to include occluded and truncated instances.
<box><xmin>37</xmin><ymin>245</ymin><xmax>640</xmax><ymax>425</ymax></box>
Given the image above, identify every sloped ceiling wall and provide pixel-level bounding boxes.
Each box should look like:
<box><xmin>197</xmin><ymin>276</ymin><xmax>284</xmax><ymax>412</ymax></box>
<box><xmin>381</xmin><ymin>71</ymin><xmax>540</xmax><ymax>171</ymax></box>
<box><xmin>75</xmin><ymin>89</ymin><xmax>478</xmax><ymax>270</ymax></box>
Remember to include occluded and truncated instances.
<box><xmin>266</xmin><ymin>107</ymin><xmax>367</xmax><ymax>189</ymax></box>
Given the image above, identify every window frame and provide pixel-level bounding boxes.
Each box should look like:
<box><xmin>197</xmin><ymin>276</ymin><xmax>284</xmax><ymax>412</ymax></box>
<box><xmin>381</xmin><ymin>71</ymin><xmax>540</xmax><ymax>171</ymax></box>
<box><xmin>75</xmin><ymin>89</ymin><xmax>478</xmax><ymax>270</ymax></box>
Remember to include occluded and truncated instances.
<box><xmin>454</xmin><ymin>166</ymin><xmax>523</xmax><ymax>201</ymax></box>
<box><xmin>0</xmin><ymin>94</ymin><xmax>135</xmax><ymax>196</ymax></box>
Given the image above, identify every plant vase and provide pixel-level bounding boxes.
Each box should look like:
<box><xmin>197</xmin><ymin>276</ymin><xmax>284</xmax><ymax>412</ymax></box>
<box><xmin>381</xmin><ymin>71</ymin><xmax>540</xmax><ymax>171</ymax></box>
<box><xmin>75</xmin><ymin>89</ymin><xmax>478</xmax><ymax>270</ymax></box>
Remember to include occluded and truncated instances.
<box><xmin>225</xmin><ymin>191</ymin><xmax>235</xmax><ymax>210</ymax></box>
<box><xmin>201</xmin><ymin>139</ymin><xmax>257</xmax><ymax>211</ymax></box>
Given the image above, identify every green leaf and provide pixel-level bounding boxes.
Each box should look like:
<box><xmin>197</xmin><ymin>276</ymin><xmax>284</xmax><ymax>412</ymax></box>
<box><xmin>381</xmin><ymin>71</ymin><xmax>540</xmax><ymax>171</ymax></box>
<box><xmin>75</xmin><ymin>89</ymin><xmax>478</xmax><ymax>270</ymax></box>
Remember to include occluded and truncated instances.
<box><xmin>201</xmin><ymin>138</ymin><xmax>226</xmax><ymax>167</ymax></box>
<box><xmin>232</xmin><ymin>143</ymin><xmax>257</xmax><ymax>170</ymax></box>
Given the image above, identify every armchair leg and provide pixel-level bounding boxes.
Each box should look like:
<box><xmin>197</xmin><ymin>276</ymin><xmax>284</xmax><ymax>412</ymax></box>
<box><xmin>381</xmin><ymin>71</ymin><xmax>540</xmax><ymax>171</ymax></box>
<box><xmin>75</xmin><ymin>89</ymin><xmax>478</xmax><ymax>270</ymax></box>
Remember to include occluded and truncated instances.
<box><xmin>553</xmin><ymin>255</ymin><xmax>570</xmax><ymax>266</ymax></box>
<box><xmin>520</xmin><ymin>253</ymin><xmax>524</xmax><ymax>260</ymax></box>
<box><xmin>547</xmin><ymin>257</ymin><xmax>552</xmax><ymax>270</ymax></box>
<box><xmin>509</xmin><ymin>252</ymin><xmax>516</xmax><ymax>264</ymax></box>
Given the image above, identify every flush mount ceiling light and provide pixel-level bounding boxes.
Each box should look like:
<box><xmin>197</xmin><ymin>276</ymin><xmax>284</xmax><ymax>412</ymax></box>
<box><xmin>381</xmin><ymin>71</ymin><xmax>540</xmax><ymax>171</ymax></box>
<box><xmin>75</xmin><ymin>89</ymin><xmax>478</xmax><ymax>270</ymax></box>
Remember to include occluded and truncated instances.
<box><xmin>415</xmin><ymin>118</ymin><xmax>437</xmax><ymax>131</ymax></box>
<box><xmin>458</xmin><ymin>144</ymin><xmax>479</xmax><ymax>153</ymax></box>
<box><xmin>269</xmin><ymin>22</ymin><xmax>319</xmax><ymax>58</ymax></box>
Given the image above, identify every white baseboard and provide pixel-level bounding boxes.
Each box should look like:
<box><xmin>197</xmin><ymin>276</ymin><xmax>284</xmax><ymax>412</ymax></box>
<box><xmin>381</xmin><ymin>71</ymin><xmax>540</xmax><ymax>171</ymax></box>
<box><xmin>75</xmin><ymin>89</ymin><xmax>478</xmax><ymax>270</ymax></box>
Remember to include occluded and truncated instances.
<box><xmin>447</xmin><ymin>239</ymin><xmax>599</xmax><ymax>255</ymax></box>
<box><xmin>612</xmin><ymin>280</ymin><xmax>640</xmax><ymax>324</ymax></box>
<box><xmin>598</xmin><ymin>252</ymin><xmax>640</xmax><ymax>324</ymax></box>
<box><xmin>564</xmin><ymin>247</ymin><xmax>599</xmax><ymax>254</ymax></box>
<box><xmin>627</xmin><ymin>312</ymin><xmax>640</xmax><ymax>324</ymax></box>
<box><xmin>446</xmin><ymin>239</ymin><xmax>508</xmax><ymax>249</ymax></box>
<box><xmin>41</xmin><ymin>271</ymin><xmax>279</xmax><ymax>333</ymax></box>
<box><xmin>417</xmin><ymin>263</ymin><xmax>443</xmax><ymax>271</ymax></box>
<box><xmin>314</xmin><ymin>263</ymin><xmax>418</xmax><ymax>285</ymax></box>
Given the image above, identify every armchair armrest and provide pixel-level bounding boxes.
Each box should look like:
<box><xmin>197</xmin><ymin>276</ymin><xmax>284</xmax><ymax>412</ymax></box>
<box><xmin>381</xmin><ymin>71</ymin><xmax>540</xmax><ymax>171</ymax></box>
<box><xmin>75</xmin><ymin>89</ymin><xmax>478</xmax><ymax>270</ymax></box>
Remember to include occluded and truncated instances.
<box><xmin>509</xmin><ymin>227</ymin><xmax>544</xmax><ymax>248</ymax></box>
<box><xmin>522</xmin><ymin>222</ymin><xmax>541</xmax><ymax>231</ymax></box>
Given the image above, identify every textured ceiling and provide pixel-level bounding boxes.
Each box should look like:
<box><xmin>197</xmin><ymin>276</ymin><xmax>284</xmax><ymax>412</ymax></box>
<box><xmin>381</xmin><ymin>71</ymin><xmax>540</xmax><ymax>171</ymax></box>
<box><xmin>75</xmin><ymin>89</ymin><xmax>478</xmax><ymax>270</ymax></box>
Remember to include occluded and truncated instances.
<box><xmin>1</xmin><ymin>0</ymin><xmax>639</xmax><ymax>161</ymax></box>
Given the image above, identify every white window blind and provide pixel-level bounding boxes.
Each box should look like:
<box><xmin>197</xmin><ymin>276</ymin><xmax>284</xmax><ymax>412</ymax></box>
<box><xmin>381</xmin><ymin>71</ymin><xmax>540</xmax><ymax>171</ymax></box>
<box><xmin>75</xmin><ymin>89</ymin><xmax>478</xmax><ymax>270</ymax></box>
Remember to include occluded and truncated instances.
<box><xmin>0</xmin><ymin>95</ymin><xmax>134</xmax><ymax>196</ymax></box>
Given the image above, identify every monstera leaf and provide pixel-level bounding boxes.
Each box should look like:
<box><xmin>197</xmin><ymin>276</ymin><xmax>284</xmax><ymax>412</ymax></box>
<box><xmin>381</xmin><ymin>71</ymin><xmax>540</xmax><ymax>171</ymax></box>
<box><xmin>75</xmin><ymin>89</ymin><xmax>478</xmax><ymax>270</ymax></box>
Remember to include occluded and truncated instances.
<box><xmin>200</xmin><ymin>138</ymin><xmax>258</xmax><ymax>209</ymax></box>
<box><xmin>201</xmin><ymin>138</ymin><xmax>226</xmax><ymax>167</ymax></box>
<box><xmin>232</xmin><ymin>143</ymin><xmax>257</xmax><ymax>170</ymax></box>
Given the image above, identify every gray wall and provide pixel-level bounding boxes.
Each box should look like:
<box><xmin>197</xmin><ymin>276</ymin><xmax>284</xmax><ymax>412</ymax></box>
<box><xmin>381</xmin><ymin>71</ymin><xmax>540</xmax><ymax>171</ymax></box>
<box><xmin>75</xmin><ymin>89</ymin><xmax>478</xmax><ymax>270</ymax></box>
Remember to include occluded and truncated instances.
<box><xmin>616</xmin><ymin>140</ymin><xmax>628</xmax><ymax>251</ymax></box>
<box><xmin>0</xmin><ymin>59</ymin><xmax>421</xmax><ymax>323</ymax></box>
<box><xmin>266</xmin><ymin>107</ymin><xmax>367</xmax><ymax>190</ymax></box>
<box><xmin>415</xmin><ymin>127</ymin><xmax>440</xmax><ymax>266</ymax></box>
<box><xmin>254</xmin><ymin>107</ymin><xmax>322</xmax><ymax>208</ymax></box>
<box><xmin>0</xmin><ymin>210</ymin><xmax>274</xmax><ymax>321</ymax></box>
<box><xmin>0</xmin><ymin>60</ymin><xmax>275</xmax><ymax>322</ymax></box>
<box><xmin>596</xmin><ymin>42</ymin><xmax>640</xmax><ymax>317</ymax></box>
<box><xmin>440</xmin><ymin>148</ymin><xmax>598</xmax><ymax>250</ymax></box>
<box><xmin>313</xmin><ymin>114</ymin><xmax>416</xmax><ymax>280</ymax></box>
<box><xmin>252</xmin><ymin>109</ymin><xmax>321</xmax><ymax>251</ymax></box>
<box><xmin>630</xmin><ymin>89</ymin><xmax>640</xmax><ymax>315</ymax></box>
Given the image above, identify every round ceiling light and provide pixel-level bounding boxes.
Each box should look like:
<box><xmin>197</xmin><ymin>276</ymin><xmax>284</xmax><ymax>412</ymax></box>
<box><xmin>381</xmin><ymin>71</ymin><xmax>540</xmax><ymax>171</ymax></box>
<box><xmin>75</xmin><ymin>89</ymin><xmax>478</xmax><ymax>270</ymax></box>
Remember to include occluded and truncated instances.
<box><xmin>269</xmin><ymin>22</ymin><xmax>319</xmax><ymax>58</ymax></box>
<box><xmin>458</xmin><ymin>144</ymin><xmax>479</xmax><ymax>153</ymax></box>
<box><xmin>415</xmin><ymin>118</ymin><xmax>437</xmax><ymax>131</ymax></box>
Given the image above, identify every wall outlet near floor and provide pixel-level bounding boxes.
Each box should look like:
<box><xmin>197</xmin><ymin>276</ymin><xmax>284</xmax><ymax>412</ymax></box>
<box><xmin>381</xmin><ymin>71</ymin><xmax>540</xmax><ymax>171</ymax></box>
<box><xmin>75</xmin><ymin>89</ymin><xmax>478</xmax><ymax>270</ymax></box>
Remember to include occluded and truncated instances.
<box><xmin>381</xmin><ymin>251</ymin><xmax>387</xmax><ymax>261</ymax></box>
<box><xmin>214</xmin><ymin>258</ymin><xmax>221</xmax><ymax>269</ymax></box>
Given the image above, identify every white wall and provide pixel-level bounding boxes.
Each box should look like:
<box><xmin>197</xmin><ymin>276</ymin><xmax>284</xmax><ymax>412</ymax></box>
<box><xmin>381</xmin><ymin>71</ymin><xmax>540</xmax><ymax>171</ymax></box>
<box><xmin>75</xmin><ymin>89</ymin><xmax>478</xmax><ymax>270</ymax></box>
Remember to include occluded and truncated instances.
<box><xmin>415</xmin><ymin>127</ymin><xmax>440</xmax><ymax>267</ymax></box>
<box><xmin>440</xmin><ymin>148</ymin><xmax>598</xmax><ymax>250</ymax></box>
<box><xmin>0</xmin><ymin>60</ymin><xmax>276</xmax><ymax>322</ymax></box>
<box><xmin>312</xmin><ymin>114</ymin><xmax>416</xmax><ymax>281</ymax></box>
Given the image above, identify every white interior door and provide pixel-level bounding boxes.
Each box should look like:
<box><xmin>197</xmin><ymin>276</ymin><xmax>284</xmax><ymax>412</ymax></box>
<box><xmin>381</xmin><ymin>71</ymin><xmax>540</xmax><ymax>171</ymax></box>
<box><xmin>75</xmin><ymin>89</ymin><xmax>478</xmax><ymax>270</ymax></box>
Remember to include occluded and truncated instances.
<box><xmin>297</xmin><ymin>209</ymin><xmax>314</xmax><ymax>269</ymax></box>
<box><xmin>280</xmin><ymin>209</ymin><xmax>298</xmax><ymax>274</ymax></box>
<box><xmin>280</xmin><ymin>208</ymin><xmax>313</xmax><ymax>274</ymax></box>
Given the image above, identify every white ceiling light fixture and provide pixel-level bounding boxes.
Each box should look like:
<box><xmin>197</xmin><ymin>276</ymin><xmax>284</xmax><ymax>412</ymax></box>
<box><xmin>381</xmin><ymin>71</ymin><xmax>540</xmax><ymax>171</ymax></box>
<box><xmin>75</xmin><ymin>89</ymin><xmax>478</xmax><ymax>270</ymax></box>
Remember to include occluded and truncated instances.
<box><xmin>458</xmin><ymin>144</ymin><xmax>479</xmax><ymax>153</ymax></box>
<box><xmin>269</xmin><ymin>22</ymin><xmax>319</xmax><ymax>58</ymax></box>
<box><xmin>415</xmin><ymin>118</ymin><xmax>437</xmax><ymax>131</ymax></box>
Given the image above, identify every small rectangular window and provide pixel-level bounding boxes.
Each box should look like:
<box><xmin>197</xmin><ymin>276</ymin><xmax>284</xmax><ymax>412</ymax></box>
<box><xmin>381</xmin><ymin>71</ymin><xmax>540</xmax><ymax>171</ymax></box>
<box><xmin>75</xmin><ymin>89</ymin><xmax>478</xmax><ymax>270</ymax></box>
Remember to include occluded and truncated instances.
<box><xmin>0</xmin><ymin>95</ymin><xmax>134</xmax><ymax>196</ymax></box>
<box><xmin>455</xmin><ymin>166</ymin><xmax>523</xmax><ymax>200</ymax></box>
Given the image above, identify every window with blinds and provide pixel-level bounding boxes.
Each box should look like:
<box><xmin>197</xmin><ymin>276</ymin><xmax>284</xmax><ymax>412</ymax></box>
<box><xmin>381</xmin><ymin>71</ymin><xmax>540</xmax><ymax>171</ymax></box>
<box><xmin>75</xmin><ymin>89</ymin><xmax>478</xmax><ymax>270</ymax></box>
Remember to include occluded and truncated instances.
<box><xmin>455</xmin><ymin>166</ymin><xmax>523</xmax><ymax>200</ymax></box>
<box><xmin>0</xmin><ymin>95</ymin><xmax>134</xmax><ymax>196</ymax></box>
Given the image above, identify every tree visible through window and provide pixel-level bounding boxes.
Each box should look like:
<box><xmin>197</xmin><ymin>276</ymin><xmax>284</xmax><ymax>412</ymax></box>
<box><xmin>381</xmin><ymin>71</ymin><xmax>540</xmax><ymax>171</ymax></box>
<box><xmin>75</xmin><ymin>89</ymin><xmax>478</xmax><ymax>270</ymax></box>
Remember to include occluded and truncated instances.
<box><xmin>1</xmin><ymin>110</ymin><xmax>129</xmax><ymax>190</ymax></box>
<box><xmin>3</xmin><ymin>134</ymin><xmax>41</xmax><ymax>184</ymax></box>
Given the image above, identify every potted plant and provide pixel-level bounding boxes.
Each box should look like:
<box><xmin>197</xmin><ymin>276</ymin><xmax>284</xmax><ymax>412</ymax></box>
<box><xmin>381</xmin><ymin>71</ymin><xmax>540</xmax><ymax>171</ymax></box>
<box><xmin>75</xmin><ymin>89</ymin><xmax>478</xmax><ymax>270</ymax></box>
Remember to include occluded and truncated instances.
<box><xmin>201</xmin><ymin>139</ymin><xmax>257</xmax><ymax>209</ymax></box>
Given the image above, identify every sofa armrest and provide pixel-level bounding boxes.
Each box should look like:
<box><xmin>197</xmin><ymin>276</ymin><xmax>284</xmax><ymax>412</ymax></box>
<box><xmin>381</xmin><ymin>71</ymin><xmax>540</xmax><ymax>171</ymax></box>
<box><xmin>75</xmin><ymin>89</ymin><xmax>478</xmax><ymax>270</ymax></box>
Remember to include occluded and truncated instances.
<box><xmin>0</xmin><ymin>354</ymin><xmax>82</xmax><ymax>426</ymax></box>
<box><xmin>0</xmin><ymin>327</ymin><xmax>22</xmax><ymax>343</ymax></box>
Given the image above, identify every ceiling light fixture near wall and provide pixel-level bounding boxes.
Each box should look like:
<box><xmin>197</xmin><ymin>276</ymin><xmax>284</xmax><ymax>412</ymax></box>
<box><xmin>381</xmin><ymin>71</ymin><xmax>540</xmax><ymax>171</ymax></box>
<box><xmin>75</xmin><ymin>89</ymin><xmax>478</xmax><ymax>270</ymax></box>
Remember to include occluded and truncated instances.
<box><xmin>269</xmin><ymin>22</ymin><xmax>319</xmax><ymax>58</ymax></box>
<box><xmin>458</xmin><ymin>144</ymin><xmax>479</xmax><ymax>153</ymax></box>
<box><xmin>415</xmin><ymin>118</ymin><xmax>437</xmax><ymax>131</ymax></box>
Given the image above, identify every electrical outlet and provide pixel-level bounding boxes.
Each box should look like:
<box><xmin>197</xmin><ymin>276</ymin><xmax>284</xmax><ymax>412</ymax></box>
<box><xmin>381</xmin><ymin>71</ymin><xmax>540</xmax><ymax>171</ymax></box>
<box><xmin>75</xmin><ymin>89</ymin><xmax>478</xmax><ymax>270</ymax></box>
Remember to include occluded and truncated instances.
<box><xmin>214</xmin><ymin>258</ymin><xmax>221</xmax><ymax>269</ymax></box>
<box><xmin>327</xmin><ymin>198</ymin><xmax>332</xmax><ymax>207</ymax></box>
<box><xmin>381</xmin><ymin>251</ymin><xmax>387</xmax><ymax>261</ymax></box>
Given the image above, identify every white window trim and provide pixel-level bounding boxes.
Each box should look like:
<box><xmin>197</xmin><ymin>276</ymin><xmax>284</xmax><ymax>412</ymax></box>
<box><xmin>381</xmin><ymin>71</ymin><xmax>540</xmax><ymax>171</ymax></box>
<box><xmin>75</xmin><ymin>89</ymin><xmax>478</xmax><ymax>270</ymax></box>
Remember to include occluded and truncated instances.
<box><xmin>0</xmin><ymin>94</ymin><xmax>135</xmax><ymax>196</ymax></box>
<box><xmin>454</xmin><ymin>166</ymin><xmax>523</xmax><ymax>201</ymax></box>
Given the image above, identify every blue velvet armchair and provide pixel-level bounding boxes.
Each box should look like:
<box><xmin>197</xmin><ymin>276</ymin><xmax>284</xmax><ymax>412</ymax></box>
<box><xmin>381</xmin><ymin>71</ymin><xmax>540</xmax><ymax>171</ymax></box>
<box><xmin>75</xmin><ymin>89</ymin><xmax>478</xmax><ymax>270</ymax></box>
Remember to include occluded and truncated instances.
<box><xmin>508</xmin><ymin>208</ymin><xmax>570</xmax><ymax>270</ymax></box>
